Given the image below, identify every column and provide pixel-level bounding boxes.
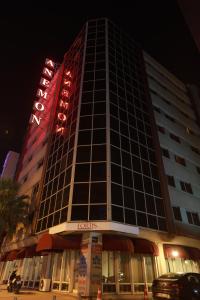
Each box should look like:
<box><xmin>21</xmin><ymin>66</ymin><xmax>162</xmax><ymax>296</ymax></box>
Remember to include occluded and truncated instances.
<box><xmin>78</xmin><ymin>232</ymin><xmax>102</xmax><ymax>298</ymax></box>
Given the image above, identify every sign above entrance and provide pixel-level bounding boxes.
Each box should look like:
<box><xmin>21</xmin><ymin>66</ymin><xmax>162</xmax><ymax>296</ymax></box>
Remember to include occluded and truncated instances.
<box><xmin>49</xmin><ymin>221</ymin><xmax>139</xmax><ymax>236</ymax></box>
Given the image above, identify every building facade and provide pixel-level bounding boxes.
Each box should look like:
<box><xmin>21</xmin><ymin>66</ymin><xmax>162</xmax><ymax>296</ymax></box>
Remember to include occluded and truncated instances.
<box><xmin>1</xmin><ymin>18</ymin><xmax>200</xmax><ymax>299</ymax></box>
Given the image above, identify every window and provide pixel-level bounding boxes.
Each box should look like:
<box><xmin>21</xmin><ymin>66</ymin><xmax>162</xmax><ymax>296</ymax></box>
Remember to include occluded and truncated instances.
<box><xmin>37</xmin><ymin>159</ymin><xmax>43</xmax><ymax>169</ymax></box>
<box><xmin>173</xmin><ymin>207</ymin><xmax>182</xmax><ymax>221</ymax></box>
<box><xmin>196</xmin><ymin>166</ymin><xmax>200</xmax><ymax>175</ymax></box>
<box><xmin>167</xmin><ymin>175</ymin><xmax>175</xmax><ymax>187</ymax></box>
<box><xmin>28</xmin><ymin>155</ymin><xmax>33</xmax><ymax>162</ymax></box>
<box><xmin>22</xmin><ymin>175</ymin><xmax>28</xmax><ymax>183</ymax></box>
<box><xmin>175</xmin><ymin>155</ymin><xmax>186</xmax><ymax>166</ymax></box>
<box><xmin>102</xmin><ymin>251</ymin><xmax>116</xmax><ymax>292</ymax></box>
<box><xmin>191</xmin><ymin>146</ymin><xmax>200</xmax><ymax>155</ymax></box>
<box><xmin>162</xmin><ymin>148</ymin><xmax>170</xmax><ymax>158</ymax></box>
<box><xmin>73</xmin><ymin>183</ymin><xmax>89</xmax><ymax>204</ymax></box>
<box><xmin>153</xmin><ymin>106</ymin><xmax>161</xmax><ymax>113</ymax></box>
<box><xmin>31</xmin><ymin>183</ymin><xmax>39</xmax><ymax>202</ymax></box>
<box><xmin>118</xmin><ymin>253</ymin><xmax>131</xmax><ymax>284</ymax></box>
<box><xmin>164</xmin><ymin>114</ymin><xmax>175</xmax><ymax>122</ymax></box>
<box><xmin>186</xmin><ymin>127</ymin><xmax>194</xmax><ymax>135</ymax></box>
<box><xmin>170</xmin><ymin>133</ymin><xmax>180</xmax><ymax>143</ymax></box>
<box><xmin>157</xmin><ymin>125</ymin><xmax>165</xmax><ymax>134</ymax></box>
<box><xmin>180</xmin><ymin>181</ymin><xmax>193</xmax><ymax>194</ymax></box>
<box><xmin>186</xmin><ymin>211</ymin><xmax>200</xmax><ymax>226</ymax></box>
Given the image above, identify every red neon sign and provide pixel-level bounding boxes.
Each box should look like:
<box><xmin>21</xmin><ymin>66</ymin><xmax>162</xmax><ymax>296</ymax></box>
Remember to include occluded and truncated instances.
<box><xmin>55</xmin><ymin>69</ymin><xmax>72</xmax><ymax>135</ymax></box>
<box><xmin>30</xmin><ymin>58</ymin><xmax>55</xmax><ymax>127</ymax></box>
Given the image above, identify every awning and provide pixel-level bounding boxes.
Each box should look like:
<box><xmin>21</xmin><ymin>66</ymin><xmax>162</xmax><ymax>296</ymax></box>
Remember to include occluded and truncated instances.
<box><xmin>187</xmin><ymin>247</ymin><xmax>200</xmax><ymax>260</ymax></box>
<box><xmin>0</xmin><ymin>253</ymin><xmax>8</xmax><ymax>262</ymax></box>
<box><xmin>163</xmin><ymin>244</ymin><xmax>190</xmax><ymax>259</ymax></box>
<box><xmin>163</xmin><ymin>244</ymin><xmax>200</xmax><ymax>260</ymax></box>
<box><xmin>16</xmin><ymin>248</ymin><xmax>26</xmax><ymax>259</ymax></box>
<box><xmin>25</xmin><ymin>245</ymin><xmax>37</xmax><ymax>258</ymax></box>
<box><xmin>16</xmin><ymin>245</ymin><xmax>37</xmax><ymax>259</ymax></box>
<box><xmin>132</xmin><ymin>238</ymin><xmax>159</xmax><ymax>256</ymax></box>
<box><xmin>36</xmin><ymin>233</ymin><xmax>81</xmax><ymax>252</ymax></box>
<box><xmin>102</xmin><ymin>235</ymin><xmax>134</xmax><ymax>252</ymax></box>
<box><xmin>6</xmin><ymin>250</ymin><xmax>19</xmax><ymax>261</ymax></box>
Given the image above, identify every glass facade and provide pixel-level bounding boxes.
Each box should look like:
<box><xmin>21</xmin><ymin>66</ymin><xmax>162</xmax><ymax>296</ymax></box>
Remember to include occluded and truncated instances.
<box><xmin>107</xmin><ymin>21</ymin><xmax>166</xmax><ymax>230</ymax></box>
<box><xmin>73</xmin><ymin>19</ymin><xmax>107</xmax><ymax>221</ymax></box>
<box><xmin>36</xmin><ymin>28</ymin><xmax>85</xmax><ymax>232</ymax></box>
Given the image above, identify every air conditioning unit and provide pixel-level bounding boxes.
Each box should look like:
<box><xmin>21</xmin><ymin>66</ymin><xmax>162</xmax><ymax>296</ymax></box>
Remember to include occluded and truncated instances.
<box><xmin>39</xmin><ymin>278</ymin><xmax>51</xmax><ymax>291</ymax></box>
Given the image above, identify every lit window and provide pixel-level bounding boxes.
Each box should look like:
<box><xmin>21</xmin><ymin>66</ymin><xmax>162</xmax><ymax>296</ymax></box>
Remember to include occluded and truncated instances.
<box><xmin>186</xmin><ymin>127</ymin><xmax>194</xmax><ymax>135</ymax></box>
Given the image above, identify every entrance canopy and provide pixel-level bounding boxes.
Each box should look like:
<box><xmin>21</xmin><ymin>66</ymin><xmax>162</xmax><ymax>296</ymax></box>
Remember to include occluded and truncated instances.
<box><xmin>163</xmin><ymin>244</ymin><xmax>200</xmax><ymax>260</ymax></box>
<box><xmin>102</xmin><ymin>236</ymin><xmax>158</xmax><ymax>255</ymax></box>
<box><xmin>5</xmin><ymin>250</ymin><xmax>19</xmax><ymax>261</ymax></box>
<box><xmin>132</xmin><ymin>238</ymin><xmax>159</xmax><ymax>256</ymax></box>
<box><xmin>36</xmin><ymin>233</ymin><xmax>81</xmax><ymax>252</ymax></box>
<box><xmin>102</xmin><ymin>235</ymin><xmax>134</xmax><ymax>252</ymax></box>
<box><xmin>16</xmin><ymin>245</ymin><xmax>37</xmax><ymax>259</ymax></box>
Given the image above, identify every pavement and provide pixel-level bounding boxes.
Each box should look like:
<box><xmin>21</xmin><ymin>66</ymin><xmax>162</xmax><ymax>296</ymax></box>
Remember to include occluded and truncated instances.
<box><xmin>0</xmin><ymin>285</ymin><xmax>153</xmax><ymax>300</ymax></box>
<box><xmin>0</xmin><ymin>285</ymin><xmax>77</xmax><ymax>300</ymax></box>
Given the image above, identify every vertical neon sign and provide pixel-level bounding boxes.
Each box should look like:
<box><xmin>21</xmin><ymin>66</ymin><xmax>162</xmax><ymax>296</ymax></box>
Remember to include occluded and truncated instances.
<box><xmin>55</xmin><ymin>69</ymin><xmax>72</xmax><ymax>135</ymax></box>
<box><xmin>30</xmin><ymin>58</ymin><xmax>55</xmax><ymax>126</ymax></box>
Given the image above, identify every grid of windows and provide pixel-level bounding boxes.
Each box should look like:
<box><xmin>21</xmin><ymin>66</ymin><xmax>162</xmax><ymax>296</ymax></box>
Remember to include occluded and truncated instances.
<box><xmin>36</xmin><ymin>30</ymin><xmax>85</xmax><ymax>232</ymax></box>
<box><xmin>108</xmin><ymin>21</ymin><xmax>166</xmax><ymax>231</ymax></box>
<box><xmin>71</xmin><ymin>19</ymin><xmax>107</xmax><ymax>221</ymax></box>
<box><xmin>152</xmin><ymin>102</ymin><xmax>199</xmax><ymax>139</ymax></box>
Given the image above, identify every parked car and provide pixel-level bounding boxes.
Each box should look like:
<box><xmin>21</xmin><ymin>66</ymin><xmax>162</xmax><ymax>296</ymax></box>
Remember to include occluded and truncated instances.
<box><xmin>152</xmin><ymin>272</ymin><xmax>200</xmax><ymax>300</ymax></box>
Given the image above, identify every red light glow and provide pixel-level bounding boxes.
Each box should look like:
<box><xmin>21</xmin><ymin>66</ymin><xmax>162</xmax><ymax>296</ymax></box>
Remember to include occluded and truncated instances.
<box><xmin>55</xmin><ymin>68</ymin><xmax>73</xmax><ymax>135</ymax></box>
<box><xmin>59</xmin><ymin>100</ymin><xmax>69</xmax><ymax>110</ymax></box>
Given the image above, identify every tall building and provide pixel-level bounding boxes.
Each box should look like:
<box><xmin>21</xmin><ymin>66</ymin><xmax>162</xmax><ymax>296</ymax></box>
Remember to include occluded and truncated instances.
<box><xmin>1</xmin><ymin>18</ymin><xmax>200</xmax><ymax>299</ymax></box>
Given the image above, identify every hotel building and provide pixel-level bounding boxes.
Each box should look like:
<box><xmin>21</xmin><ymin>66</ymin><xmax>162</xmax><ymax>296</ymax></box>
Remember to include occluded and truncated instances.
<box><xmin>0</xmin><ymin>18</ymin><xmax>200</xmax><ymax>299</ymax></box>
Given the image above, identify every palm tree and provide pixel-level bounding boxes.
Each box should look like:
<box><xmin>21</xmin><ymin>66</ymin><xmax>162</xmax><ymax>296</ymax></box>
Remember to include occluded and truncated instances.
<box><xmin>0</xmin><ymin>179</ymin><xmax>29</xmax><ymax>241</ymax></box>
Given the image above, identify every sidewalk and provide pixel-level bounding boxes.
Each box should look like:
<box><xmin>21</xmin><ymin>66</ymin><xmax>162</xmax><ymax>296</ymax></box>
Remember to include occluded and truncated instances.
<box><xmin>0</xmin><ymin>285</ymin><xmax>77</xmax><ymax>300</ymax></box>
<box><xmin>0</xmin><ymin>285</ymin><xmax>153</xmax><ymax>300</ymax></box>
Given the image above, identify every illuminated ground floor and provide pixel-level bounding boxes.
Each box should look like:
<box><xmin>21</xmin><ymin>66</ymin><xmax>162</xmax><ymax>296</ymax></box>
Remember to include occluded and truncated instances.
<box><xmin>0</xmin><ymin>223</ymin><xmax>200</xmax><ymax>299</ymax></box>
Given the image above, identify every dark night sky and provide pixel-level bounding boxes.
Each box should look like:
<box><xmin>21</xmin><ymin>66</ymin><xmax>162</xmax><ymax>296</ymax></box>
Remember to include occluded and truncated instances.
<box><xmin>0</xmin><ymin>1</ymin><xmax>200</xmax><ymax>174</ymax></box>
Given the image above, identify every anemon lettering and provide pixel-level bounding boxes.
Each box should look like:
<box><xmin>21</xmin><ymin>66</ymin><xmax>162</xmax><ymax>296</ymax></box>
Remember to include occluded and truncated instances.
<box><xmin>30</xmin><ymin>58</ymin><xmax>55</xmax><ymax>127</ymax></box>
